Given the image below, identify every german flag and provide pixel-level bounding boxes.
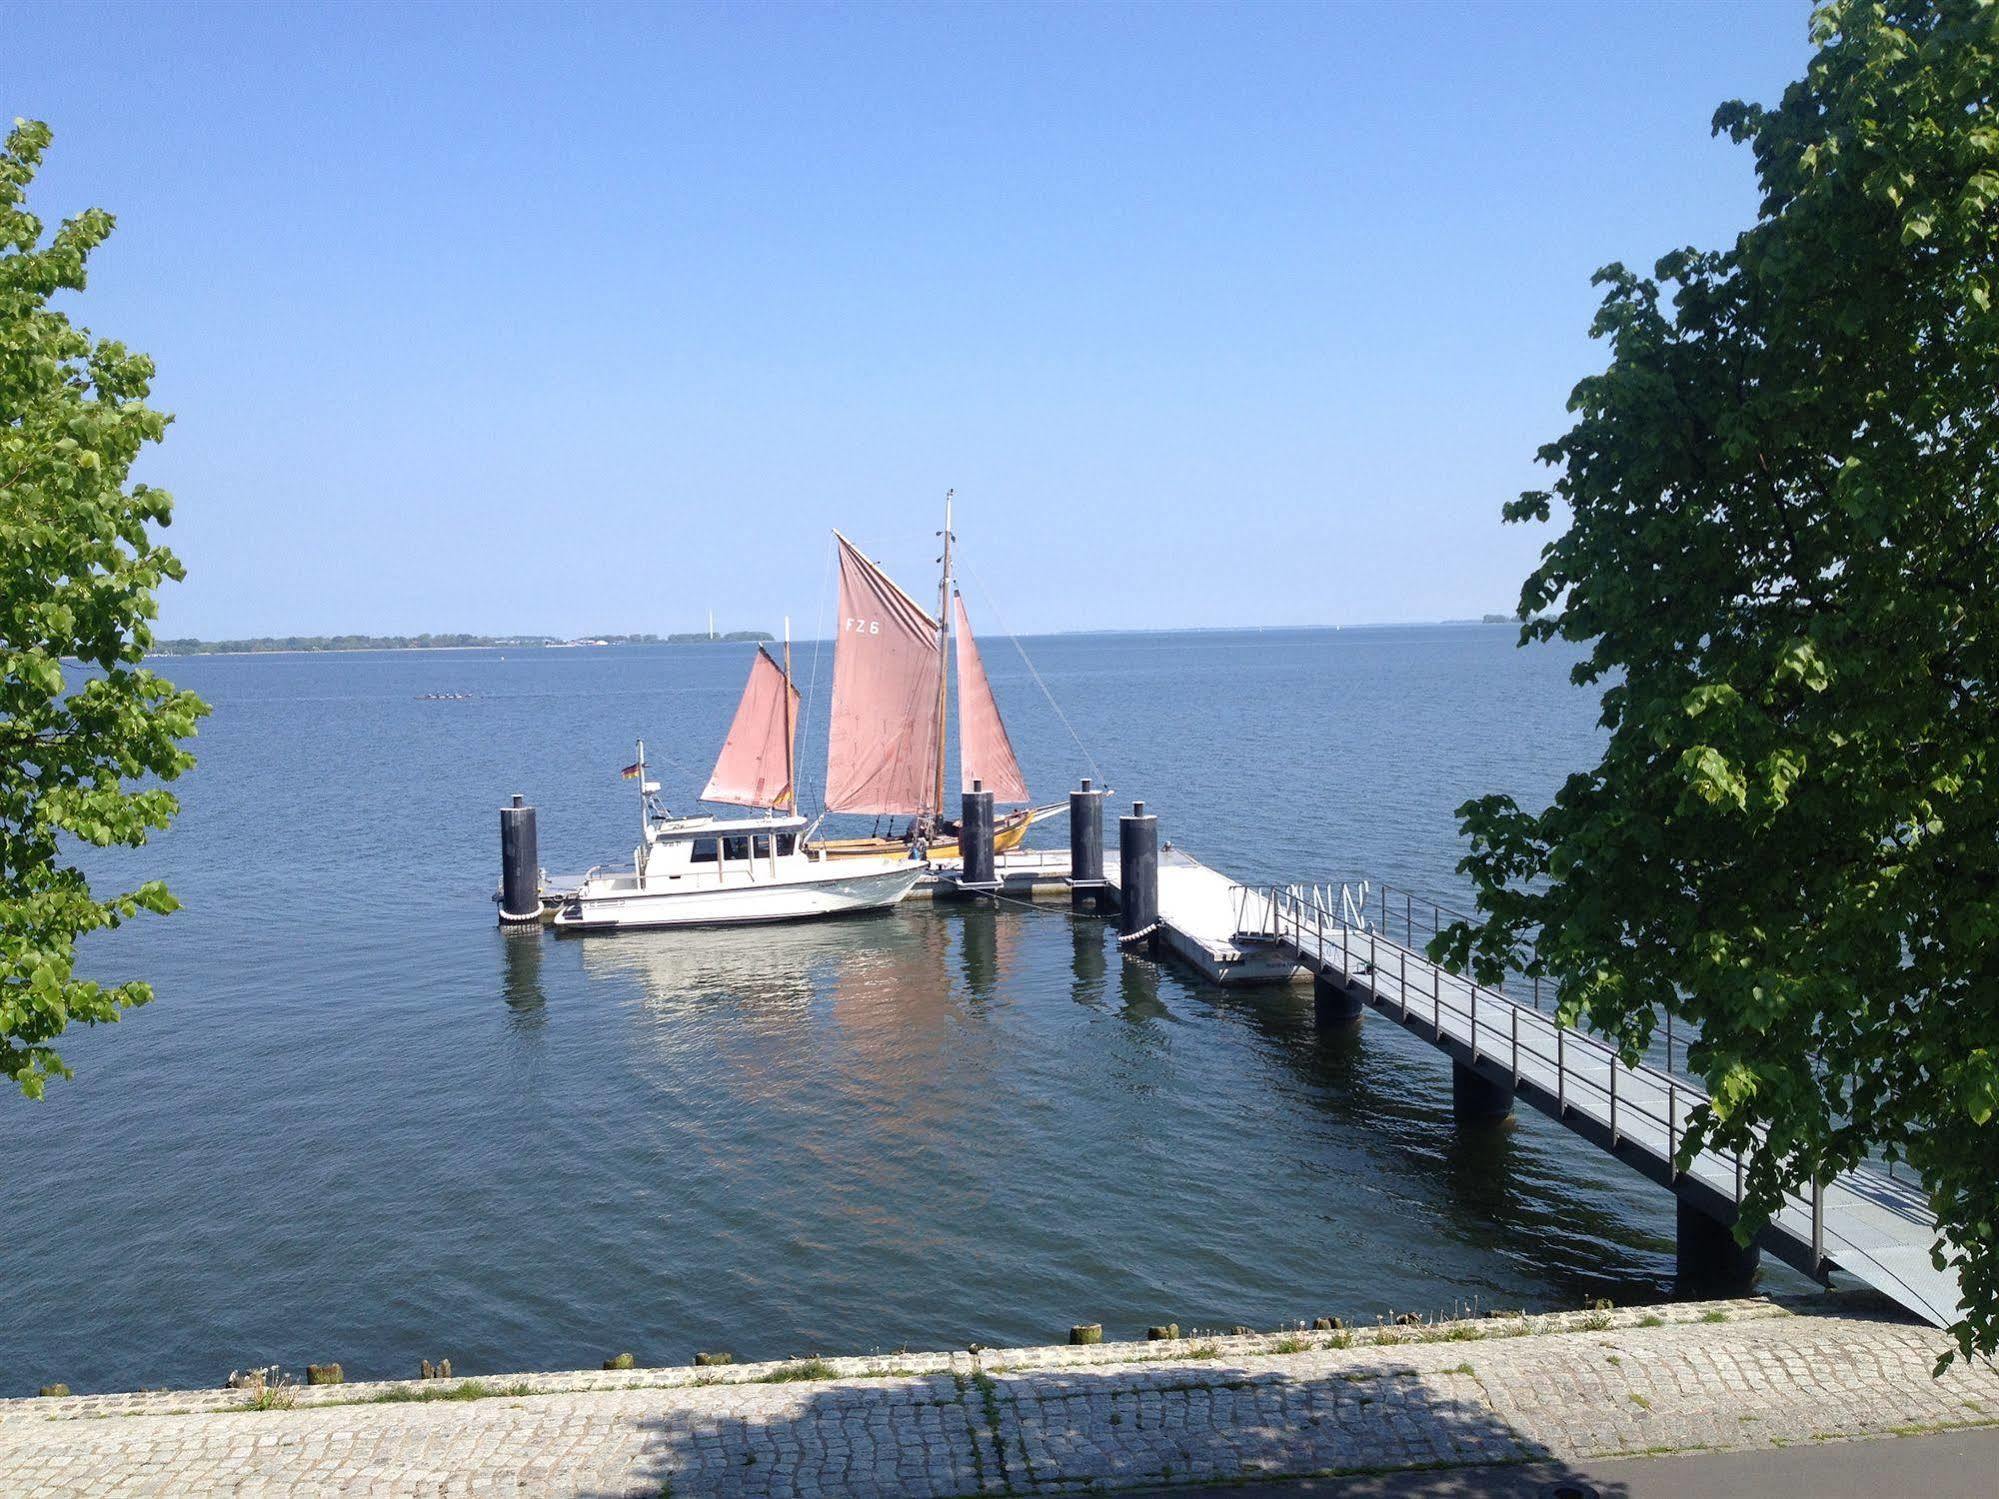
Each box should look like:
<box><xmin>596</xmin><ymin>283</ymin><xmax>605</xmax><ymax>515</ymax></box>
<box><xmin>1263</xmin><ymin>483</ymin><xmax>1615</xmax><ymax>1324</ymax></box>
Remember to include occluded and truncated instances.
<box><xmin>621</xmin><ymin>762</ymin><xmax>642</xmax><ymax>779</ymax></box>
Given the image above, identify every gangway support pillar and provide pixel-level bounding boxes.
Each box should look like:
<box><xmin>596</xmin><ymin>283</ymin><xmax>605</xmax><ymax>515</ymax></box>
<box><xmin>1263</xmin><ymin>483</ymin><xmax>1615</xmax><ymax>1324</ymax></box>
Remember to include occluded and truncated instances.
<box><xmin>1676</xmin><ymin>1200</ymin><xmax>1761</xmax><ymax>1291</ymax></box>
<box><xmin>1314</xmin><ymin>972</ymin><xmax>1363</xmax><ymax>1029</ymax></box>
<box><xmin>1452</xmin><ymin>1059</ymin><xmax>1514</xmax><ymax>1122</ymax></box>
<box><xmin>960</xmin><ymin>781</ymin><xmax>998</xmax><ymax>893</ymax></box>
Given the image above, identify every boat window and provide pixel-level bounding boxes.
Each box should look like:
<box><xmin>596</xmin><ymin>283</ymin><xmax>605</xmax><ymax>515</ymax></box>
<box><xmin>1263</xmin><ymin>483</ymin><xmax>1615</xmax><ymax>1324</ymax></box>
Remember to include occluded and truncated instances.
<box><xmin>689</xmin><ymin>840</ymin><xmax>719</xmax><ymax>863</ymax></box>
<box><xmin>776</xmin><ymin>834</ymin><xmax>796</xmax><ymax>856</ymax></box>
<box><xmin>723</xmin><ymin>836</ymin><xmax>752</xmax><ymax>861</ymax></box>
<box><xmin>752</xmin><ymin>834</ymin><xmax>773</xmax><ymax>860</ymax></box>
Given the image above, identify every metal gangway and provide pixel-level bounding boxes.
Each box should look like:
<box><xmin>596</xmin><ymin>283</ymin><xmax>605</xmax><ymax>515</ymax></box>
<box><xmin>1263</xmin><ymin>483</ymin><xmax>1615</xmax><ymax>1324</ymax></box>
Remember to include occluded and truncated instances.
<box><xmin>1231</xmin><ymin>881</ymin><xmax>1962</xmax><ymax>1332</ymax></box>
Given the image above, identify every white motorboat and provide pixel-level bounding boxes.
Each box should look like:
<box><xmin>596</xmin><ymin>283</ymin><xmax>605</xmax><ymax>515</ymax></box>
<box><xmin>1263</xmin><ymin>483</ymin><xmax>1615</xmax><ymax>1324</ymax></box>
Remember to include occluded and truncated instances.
<box><xmin>552</xmin><ymin>810</ymin><xmax>924</xmax><ymax>931</ymax></box>
<box><xmin>554</xmin><ymin>642</ymin><xmax>924</xmax><ymax>932</ymax></box>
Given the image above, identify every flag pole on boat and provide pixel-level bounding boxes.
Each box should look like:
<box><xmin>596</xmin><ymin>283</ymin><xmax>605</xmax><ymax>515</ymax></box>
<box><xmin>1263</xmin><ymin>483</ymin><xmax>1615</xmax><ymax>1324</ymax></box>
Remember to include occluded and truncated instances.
<box><xmin>932</xmin><ymin>489</ymin><xmax>955</xmax><ymax>834</ymax></box>
<box><xmin>635</xmin><ymin>738</ymin><xmax>647</xmax><ymax>842</ymax></box>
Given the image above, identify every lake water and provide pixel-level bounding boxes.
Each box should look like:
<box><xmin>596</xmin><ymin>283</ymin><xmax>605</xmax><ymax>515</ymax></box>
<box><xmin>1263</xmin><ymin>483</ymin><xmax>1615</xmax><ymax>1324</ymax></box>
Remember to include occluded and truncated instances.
<box><xmin>0</xmin><ymin>627</ymin><xmax>1802</xmax><ymax>1394</ymax></box>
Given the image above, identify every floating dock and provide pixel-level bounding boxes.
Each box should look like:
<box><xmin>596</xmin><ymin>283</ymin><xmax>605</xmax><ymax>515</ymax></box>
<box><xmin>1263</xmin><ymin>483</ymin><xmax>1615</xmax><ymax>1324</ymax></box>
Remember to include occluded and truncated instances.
<box><xmin>1104</xmin><ymin>847</ymin><xmax>1301</xmax><ymax>984</ymax></box>
<box><xmin>908</xmin><ymin>846</ymin><xmax>1086</xmax><ymax>904</ymax></box>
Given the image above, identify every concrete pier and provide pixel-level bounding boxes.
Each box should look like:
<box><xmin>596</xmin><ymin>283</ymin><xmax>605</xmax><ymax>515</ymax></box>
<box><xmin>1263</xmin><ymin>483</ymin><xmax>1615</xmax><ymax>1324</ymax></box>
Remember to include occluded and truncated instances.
<box><xmin>1677</xmin><ymin>1200</ymin><xmax>1762</xmax><ymax>1291</ymax></box>
<box><xmin>1452</xmin><ymin>1058</ymin><xmax>1515</xmax><ymax>1121</ymax></box>
<box><xmin>1313</xmin><ymin>971</ymin><xmax>1362</xmax><ymax>1029</ymax></box>
<box><xmin>1224</xmin><ymin>884</ymin><xmax>1959</xmax><ymax>1330</ymax></box>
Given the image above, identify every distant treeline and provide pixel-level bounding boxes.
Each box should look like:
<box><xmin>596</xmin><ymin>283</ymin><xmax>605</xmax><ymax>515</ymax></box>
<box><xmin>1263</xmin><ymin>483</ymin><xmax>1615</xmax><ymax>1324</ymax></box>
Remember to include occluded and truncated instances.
<box><xmin>588</xmin><ymin>631</ymin><xmax>776</xmax><ymax>646</ymax></box>
<box><xmin>150</xmin><ymin>631</ymin><xmax>773</xmax><ymax>655</ymax></box>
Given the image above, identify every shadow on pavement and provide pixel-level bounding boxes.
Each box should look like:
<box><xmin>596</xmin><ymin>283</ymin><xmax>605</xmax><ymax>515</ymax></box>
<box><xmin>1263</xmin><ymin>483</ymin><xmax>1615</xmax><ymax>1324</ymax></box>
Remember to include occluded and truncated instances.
<box><xmin>590</xmin><ymin>1355</ymin><xmax>1632</xmax><ymax>1499</ymax></box>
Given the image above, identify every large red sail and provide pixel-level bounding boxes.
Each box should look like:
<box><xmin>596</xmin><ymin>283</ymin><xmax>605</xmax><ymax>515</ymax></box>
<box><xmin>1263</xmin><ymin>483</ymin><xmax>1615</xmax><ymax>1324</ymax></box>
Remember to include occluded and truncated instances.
<box><xmin>701</xmin><ymin>646</ymin><xmax>800</xmax><ymax>809</ymax></box>
<box><xmin>825</xmin><ymin>532</ymin><xmax>943</xmax><ymax>815</ymax></box>
<box><xmin>953</xmin><ymin>595</ymin><xmax>1029</xmax><ymax>803</ymax></box>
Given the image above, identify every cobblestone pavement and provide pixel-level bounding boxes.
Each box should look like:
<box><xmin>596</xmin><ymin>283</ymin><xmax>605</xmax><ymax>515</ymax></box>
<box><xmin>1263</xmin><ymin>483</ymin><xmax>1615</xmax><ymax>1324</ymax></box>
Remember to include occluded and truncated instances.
<box><xmin>2</xmin><ymin>1300</ymin><xmax>1994</xmax><ymax>1497</ymax></box>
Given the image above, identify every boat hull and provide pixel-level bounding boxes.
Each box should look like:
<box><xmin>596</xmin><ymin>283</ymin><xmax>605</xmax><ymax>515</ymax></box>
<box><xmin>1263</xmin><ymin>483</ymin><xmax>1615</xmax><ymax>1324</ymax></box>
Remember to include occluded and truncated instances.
<box><xmin>813</xmin><ymin>802</ymin><xmax>1066</xmax><ymax>862</ymax></box>
<box><xmin>553</xmin><ymin>861</ymin><xmax>925</xmax><ymax>932</ymax></box>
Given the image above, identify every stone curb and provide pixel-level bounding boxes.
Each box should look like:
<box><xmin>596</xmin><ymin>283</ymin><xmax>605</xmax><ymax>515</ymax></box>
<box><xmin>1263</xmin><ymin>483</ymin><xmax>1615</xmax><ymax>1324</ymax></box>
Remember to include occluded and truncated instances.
<box><xmin>2</xmin><ymin>1296</ymin><xmax>1784</xmax><ymax>1421</ymax></box>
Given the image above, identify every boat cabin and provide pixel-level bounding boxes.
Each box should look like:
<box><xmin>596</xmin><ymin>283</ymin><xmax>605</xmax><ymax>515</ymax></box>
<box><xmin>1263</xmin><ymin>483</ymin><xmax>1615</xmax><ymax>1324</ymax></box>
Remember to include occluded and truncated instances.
<box><xmin>640</xmin><ymin>811</ymin><xmax>812</xmax><ymax>880</ymax></box>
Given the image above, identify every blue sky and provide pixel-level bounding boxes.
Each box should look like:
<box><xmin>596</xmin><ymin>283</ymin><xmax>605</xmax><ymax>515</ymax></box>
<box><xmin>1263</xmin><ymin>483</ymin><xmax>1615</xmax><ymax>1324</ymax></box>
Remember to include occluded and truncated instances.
<box><xmin>9</xmin><ymin>1</ymin><xmax>1813</xmax><ymax>638</ymax></box>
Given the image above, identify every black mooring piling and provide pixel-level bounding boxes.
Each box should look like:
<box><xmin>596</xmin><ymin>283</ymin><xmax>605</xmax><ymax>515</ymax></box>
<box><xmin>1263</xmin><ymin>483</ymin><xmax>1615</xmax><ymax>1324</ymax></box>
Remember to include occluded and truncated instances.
<box><xmin>960</xmin><ymin>779</ymin><xmax>998</xmax><ymax>892</ymax></box>
<box><xmin>1067</xmin><ymin>777</ymin><xmax>1108</xmax><ymax>914</ymax></box>
<box><xmin>498</xmin><ymin>794</ymin><xmax>541</xmax><ymax>926</ymax></box>
<box><xmin>1118</xmin><ymin>800</ymin><xmax>1159</xmax><ymax>948</ymax></box>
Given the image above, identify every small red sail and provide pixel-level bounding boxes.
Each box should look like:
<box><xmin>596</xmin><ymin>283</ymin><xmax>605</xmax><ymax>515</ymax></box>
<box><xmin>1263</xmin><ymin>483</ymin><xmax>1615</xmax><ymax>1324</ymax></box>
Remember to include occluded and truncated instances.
<box><xmin>825</xmin><ymin>532</ymin><xmax>944</xmax><ymax>815</ymax></box>
<box><xmin>953</xmin><ymin>594</ymin><xmax>1029</xmax><ymax>804</ymax></box>
<box><xmin>701</xmin><ymin>646</ymin><xmax>800</xmax><ymax>809</ymax></box>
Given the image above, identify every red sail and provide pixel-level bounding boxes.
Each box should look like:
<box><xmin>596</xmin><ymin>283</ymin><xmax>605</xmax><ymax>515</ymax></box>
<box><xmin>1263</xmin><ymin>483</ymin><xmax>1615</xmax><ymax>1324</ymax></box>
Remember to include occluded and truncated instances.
<box><xmin>825</xmin><ymin>532</ymin><xmax>943</xmax><ymax>815</ymax></box>
<box><xmin>701</xmin><ymin>646</ymin><xmax>800</xmax><ymax>809</ymax></box>
<box><xmin>954</xmin><ymin>595</ymin><xmax>1029</xmax><ymax>804</ymax></box>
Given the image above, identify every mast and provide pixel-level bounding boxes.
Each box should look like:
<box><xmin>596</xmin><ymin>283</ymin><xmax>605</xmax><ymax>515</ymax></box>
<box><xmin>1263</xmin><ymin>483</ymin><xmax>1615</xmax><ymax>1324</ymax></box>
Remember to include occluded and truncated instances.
<box><xmin>782</xmin><ymin>616</ymin><xmax>795</xmax><ymax>811</ymax></box>
<box><xmin>932</xmin><ymin>489</ymin><xmax>954</xmax><ymax>824</ymax></box>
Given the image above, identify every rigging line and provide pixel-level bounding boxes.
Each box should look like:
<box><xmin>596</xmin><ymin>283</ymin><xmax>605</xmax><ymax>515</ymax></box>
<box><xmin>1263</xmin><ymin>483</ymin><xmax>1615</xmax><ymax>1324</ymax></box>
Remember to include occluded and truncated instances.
<box><xmin>798</xmin><ymin>537</ymin><xmax>836</xmax><ymax>816</ymax></box>
<box><xmin>963</xmin><ymin>561</ymin><xmax>1103</xmax><ymax>787</ymax></box>
<box><xmin>638</xmin><ymin>748</ymin><xmax>705</xmax><ymax>818</ymax></box>
<box><xmin>990</xmin><ymin>889</ymin><xmax>1100</xmax><ymax>922</ymax></box>
<box><xmin>636</xmin><ymin>740</ymin><xmax>706</xmax><ymax>781</ymax></box>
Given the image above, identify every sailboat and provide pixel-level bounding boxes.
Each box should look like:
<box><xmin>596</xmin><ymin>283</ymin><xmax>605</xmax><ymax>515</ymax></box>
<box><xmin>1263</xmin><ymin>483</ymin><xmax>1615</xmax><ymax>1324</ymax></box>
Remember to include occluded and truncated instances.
<box><xmin>552</xmin><ymin>634</ymin><xmax>927</xmax><ymax>932</ymax></box>
<box><xmin>812</xmin><ymin>495</ymin><xmax>1069</xmax><ymax>863</ymax></box>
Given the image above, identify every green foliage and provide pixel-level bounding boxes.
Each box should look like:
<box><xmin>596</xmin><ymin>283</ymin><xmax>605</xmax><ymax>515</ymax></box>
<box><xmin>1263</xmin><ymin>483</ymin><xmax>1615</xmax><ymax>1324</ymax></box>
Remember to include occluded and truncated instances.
<box><xmin>1</xmin><ymin>120</ymin><xmax>207</xmax><ymax>1098</ymax></box>
<box><xmin>756</xmin><ymin>1358</ymin><xmax>838</xmax><ymax>1383</ymax></box>
<box><xmin>1433</xmin><ymin>1</ymin><xmax>1999</xmax><ymax>1361</ymax></box>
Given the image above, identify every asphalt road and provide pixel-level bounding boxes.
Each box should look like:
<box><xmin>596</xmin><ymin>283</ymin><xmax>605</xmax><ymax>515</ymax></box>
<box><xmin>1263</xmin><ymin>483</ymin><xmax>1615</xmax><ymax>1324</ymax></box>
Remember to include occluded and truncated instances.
<box><xmin>1125</xmin><ymin>1425</ymin><xmax>1999</xmax><ymax>1498</ymax></box>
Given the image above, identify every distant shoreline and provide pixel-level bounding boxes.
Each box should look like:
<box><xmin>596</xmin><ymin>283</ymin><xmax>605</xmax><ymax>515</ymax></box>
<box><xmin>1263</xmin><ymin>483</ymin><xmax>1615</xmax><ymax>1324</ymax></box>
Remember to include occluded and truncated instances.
<box><xmin>148</xmin><ymin>632</ymin><xmax>774</xmax><ymax>657</ymax></box>
<box><xmin>142</xmin><ymin>619</ymin><xmax>1523</xmax><ymax>658</ymax></box>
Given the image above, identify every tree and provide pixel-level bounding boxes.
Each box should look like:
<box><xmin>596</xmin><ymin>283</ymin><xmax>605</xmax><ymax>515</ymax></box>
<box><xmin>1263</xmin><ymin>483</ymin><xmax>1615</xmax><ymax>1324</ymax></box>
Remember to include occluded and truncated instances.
<box><xmin>1434</xmin><ymin>0</ymin><xmax>1999</xmax><ymax>1361</ymax></box>
<box><xmin>1</xmin><ymin>119</ymin><xmax>208</xmax><ymax>1098</ymax></box>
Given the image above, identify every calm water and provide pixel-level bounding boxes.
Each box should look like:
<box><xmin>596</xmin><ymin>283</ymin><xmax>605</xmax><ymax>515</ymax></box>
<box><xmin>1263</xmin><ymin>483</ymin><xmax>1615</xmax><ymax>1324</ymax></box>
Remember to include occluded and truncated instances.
<box><xmin>0</xmin><ymin>627</ymin><xmax>1799</xmax><ymax>1394</ymax></box>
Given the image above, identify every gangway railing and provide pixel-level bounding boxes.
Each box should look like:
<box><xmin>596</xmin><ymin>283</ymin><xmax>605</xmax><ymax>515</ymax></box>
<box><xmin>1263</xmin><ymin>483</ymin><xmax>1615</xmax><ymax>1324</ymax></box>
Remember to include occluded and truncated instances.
<box><xmin>1234</xmin><ymin>882</ymin><xmax>1837</xmax><ymax>1276</ymax></box>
